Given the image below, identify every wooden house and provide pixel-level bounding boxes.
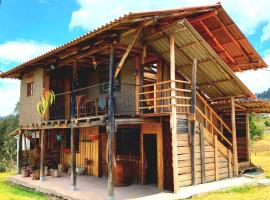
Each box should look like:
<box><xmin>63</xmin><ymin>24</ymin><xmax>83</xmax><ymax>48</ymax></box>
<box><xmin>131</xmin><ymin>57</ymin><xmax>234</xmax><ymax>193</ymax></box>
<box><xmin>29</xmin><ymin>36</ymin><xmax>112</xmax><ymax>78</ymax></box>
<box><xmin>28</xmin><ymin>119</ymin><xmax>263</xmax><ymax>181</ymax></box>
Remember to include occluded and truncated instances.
<box><xmin>2</xmin><ymin>3</ymin><xmax>270</xmax><ymax>194</ymax></box>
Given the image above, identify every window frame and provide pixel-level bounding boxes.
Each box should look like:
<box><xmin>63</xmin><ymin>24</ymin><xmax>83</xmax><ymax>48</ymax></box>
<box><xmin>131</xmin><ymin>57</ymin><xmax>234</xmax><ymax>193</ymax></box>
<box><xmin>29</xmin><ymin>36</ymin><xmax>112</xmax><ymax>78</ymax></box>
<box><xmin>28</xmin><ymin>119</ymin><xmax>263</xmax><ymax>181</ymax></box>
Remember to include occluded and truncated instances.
<box><xmin>26</xmin><ymin>81</ymin><xmax>34</xmax><ymax>97</ymax></box>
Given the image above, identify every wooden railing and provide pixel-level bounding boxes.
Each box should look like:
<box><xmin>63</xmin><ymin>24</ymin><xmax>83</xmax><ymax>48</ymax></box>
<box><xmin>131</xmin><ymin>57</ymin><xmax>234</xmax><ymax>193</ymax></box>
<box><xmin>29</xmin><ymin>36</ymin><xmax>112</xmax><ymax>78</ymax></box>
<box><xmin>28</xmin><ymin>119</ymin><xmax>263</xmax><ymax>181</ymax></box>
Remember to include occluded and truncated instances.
<box><xmin>196</xmin><ymin>92</ymin><xmax>232</xmax><ymax>148</ymax></box>
<box><xmin>49</xmin><ymin>82</ymin><xmax>137</xmax><ymax>120</ymax></box>
<box><xmin>139</xmin><ymin>80</ymin><xmax>191</xmax><ymax>115</ymax></box>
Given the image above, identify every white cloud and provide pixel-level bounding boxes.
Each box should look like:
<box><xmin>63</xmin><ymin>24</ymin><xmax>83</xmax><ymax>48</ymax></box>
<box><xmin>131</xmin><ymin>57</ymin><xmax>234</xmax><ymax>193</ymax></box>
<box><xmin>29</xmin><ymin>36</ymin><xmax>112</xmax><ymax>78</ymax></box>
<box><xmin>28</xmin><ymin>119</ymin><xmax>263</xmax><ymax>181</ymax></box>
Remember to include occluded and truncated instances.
<box><xmin>0</xmin><ymin>40</ymin><xmax>55</xmax><ymax>67</ymax></box>
<box><xmin>261</xmin><ymin>22</ymin><xmax>270</xmax><ymax>43</ymax></box>
<box><xmin>236</xmin><ymin>54</ymin><xmax>270</xmax><ymax>94</ymax></box>
<box><xmin>0</xmin><ymin>40</ymin><xmax>55</xmax><ymax>116</ymax></box>
<box><xmin>0</xmin><ymin>79</ymin><xmax>20</xmax><ymax>116</ymax></box>
<box><xmin>69</xmin><ymin>0</ymin><xmax>270</xmax><ymax>43</ymax></box>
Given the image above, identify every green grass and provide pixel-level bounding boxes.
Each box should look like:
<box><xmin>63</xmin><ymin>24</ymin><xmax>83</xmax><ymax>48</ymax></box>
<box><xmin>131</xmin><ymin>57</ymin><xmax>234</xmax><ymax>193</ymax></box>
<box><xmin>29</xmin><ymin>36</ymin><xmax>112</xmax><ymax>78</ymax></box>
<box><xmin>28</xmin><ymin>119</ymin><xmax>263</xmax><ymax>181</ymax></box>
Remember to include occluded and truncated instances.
<box><xmin>0</xmin><ymin>172</ymin><xmax>48</xmax><ymax>200</ymax></box>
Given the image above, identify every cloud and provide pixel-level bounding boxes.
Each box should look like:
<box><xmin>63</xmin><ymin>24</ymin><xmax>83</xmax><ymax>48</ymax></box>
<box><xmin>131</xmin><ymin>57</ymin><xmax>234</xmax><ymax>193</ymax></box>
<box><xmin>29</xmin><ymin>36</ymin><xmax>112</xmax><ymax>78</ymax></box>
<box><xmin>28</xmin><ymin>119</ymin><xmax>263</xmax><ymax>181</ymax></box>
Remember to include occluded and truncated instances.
<box><xmin>261</xmin><ymin>22</ymin><xmax>270</xmax><ymax>43</ymax></box>
<box><xmin>69</xmin><ymin>0</ymin><xmax>270</xmax><ymax>43</ymax></box>
<box><xmin>236</xmin><ymin>53</ymin><xmax>270</xmax><ymax>94</ymax></box>
<box><xmin>0</xmin><ymin>40</ymin><xmax>55</xmax><ymax>70</ymax></box>
<box><xmin>0</xmin><ymin>40</ymin><xmax>55</xmax><ymax>116</ymax></box>
<box><xmin>0</xmin><ymin>79</ymin><xmax>20</xmax><ymax>116</ymax></box>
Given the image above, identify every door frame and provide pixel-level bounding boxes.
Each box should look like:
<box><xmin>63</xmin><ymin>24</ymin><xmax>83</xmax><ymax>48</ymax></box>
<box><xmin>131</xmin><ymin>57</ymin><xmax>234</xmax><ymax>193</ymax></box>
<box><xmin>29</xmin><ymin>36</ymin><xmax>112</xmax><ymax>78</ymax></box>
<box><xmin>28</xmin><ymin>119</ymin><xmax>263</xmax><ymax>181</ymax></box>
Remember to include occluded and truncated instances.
<box><xmin>141</xmin><ymin>123</ymin><xmax>163</xmax><ymax>190</ymax></box>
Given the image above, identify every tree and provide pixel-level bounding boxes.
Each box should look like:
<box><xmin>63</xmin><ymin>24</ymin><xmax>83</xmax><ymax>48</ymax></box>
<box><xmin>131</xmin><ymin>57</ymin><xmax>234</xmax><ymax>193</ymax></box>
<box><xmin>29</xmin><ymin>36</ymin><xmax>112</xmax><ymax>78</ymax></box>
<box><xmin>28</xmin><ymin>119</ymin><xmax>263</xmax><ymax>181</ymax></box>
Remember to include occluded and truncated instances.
<box><xmin>249</xmin><ymin>114</ymin><xmax>263</xmax><ymax>141</ymax></box>
<box><xmin>0</xmin><ymin>103</ymin><xmax>19</xmax><ymax>172</ymax></box>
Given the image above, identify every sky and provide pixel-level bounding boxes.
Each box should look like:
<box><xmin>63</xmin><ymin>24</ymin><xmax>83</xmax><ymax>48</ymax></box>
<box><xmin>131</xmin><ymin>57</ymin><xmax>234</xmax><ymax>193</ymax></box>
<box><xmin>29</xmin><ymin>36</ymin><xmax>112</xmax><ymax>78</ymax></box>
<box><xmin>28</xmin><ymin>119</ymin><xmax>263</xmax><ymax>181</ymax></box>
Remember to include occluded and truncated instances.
<box><xmin>0</xmin><ymin>0</ymin><xmax>270</xmax><ymax>116</ymax></box>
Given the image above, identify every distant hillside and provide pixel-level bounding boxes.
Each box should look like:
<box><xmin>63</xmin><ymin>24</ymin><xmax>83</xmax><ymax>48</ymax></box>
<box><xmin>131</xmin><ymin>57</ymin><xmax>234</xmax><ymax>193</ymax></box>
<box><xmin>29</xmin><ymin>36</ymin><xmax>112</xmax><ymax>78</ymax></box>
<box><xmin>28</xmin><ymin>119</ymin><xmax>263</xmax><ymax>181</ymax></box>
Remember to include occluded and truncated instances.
<box><xmin>256</xmin><ymin>88</ymin><xmax>270</xmax><ymax>100</ymax></box>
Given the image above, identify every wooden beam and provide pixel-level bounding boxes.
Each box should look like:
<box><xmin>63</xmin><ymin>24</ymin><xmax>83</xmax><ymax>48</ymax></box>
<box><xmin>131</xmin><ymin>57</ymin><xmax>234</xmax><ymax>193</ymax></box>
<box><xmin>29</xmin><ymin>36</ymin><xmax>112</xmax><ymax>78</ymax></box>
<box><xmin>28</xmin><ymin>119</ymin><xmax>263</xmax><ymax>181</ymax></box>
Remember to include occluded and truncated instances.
<box><xmin>199</xmin><ymin>123</ymin><xmax>206</xmax><ymax>183</ymax></box>
<box><xmin>169</xmin><ymin>34</ymin><xmax>179</xmax><ymax>193</ymax></box>
<box><xmin>114</xmin><ymin>20</ymin><xmax>146</xmax><ymax>78</ymax></box>
<box><xmin>246</xmin><ymin>113</ymin><xmax>250</xmax><ymax>162</ymax></box>
<box><xmin>228</xmin><ymin>149</ymin><xmax>233</xmax><ymax>178</ymax></box>
<box><xmin>231</xmin><ymin>97</ymin><xmax>239</xmax><ymax>176</ymax></box>
<box><xmin>190</xmin><ymin>58</ymin><xmax>197</xmax><ymax>185</ymax></box>
<box><xmin>40</xmin><ymin>129</ymin><xmax>45</xmax><ymax>181</ymax></box>
<box><xmin>70</xmin><ymin>127</ymin><xmax>77</xmax><ymax>191</ymax></box>
<box><xmin>108</xmin><ymin>45</ymin><xmax>115</xmax><ymax>199</ymax></box>
<box><xmin>199</xmin><ymin>20</ymin><xmax>236</xmax><ymax>64</ymax></box>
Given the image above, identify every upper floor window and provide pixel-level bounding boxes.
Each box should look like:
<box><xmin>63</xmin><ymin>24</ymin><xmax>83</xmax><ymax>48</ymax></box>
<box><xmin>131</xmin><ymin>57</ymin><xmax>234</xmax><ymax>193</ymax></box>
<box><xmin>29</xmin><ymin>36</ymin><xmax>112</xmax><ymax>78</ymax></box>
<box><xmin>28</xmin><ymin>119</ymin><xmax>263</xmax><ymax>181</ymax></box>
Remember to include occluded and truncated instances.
<box><xmin>27</xmin><ymin>82</ymin><xmax>34</xmax><ymax>96</ymax></box>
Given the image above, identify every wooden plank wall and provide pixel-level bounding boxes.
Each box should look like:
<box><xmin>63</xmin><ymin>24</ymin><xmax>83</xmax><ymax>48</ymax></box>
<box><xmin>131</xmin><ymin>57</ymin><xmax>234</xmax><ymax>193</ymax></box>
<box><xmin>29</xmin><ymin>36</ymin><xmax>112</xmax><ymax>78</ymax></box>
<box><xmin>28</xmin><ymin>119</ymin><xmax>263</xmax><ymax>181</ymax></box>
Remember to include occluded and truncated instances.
<box><xmin>60</xmin><ymin>126</ymin><xmax>99</xmax><ymax>176</ymax></box>
<box><xmin>177</xmin><ymin>117</ymin><xmax>232</xmax><ymax>188</ymax></box>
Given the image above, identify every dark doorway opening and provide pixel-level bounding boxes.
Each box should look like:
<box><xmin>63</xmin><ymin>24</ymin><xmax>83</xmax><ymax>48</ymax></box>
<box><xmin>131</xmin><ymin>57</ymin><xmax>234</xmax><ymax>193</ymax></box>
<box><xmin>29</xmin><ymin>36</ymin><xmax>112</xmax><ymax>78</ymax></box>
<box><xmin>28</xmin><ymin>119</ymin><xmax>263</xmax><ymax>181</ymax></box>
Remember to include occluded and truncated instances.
<box><xmin>144</xmin><ymin>134</ymin><xmax>157</xmax><ymax>184</ymax></box>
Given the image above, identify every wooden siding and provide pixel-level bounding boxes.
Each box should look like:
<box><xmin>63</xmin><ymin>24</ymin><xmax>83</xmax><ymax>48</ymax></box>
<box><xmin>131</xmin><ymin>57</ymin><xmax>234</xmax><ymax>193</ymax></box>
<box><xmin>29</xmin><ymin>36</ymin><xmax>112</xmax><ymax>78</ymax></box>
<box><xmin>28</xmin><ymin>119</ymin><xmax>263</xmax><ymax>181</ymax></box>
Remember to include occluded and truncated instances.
<box><xmin>60</xmin><ymin>126</ymin><xmax>99</xmax><ymax>176</ymax></box>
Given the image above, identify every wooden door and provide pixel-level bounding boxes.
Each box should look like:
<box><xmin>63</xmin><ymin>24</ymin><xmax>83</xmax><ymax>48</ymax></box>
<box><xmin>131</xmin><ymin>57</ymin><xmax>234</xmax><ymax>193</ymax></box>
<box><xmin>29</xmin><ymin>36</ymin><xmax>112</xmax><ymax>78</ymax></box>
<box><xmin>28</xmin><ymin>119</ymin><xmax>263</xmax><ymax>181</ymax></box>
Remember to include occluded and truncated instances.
<box><xmin>99</xmin><ymin>133</ymin><xmax>108</xmax><ymax>177</ymax></box>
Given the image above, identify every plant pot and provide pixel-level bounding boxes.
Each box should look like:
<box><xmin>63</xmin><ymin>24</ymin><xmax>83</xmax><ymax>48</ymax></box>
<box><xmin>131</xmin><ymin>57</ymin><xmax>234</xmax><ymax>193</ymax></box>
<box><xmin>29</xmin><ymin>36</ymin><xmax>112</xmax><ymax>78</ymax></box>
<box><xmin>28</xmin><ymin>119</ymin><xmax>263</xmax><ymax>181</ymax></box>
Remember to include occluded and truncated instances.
<box><xmin>56</xmin><ymin>134</ymin><xmax>63</xmax><ymax>142</ymax></box>
<box><xmin>21</xmin><ymin>168</ymin><xmax>30</xmax><ymax>177</ymax></box>
<box><xmin>89</xmin><ymin>134</ymin><xmax>98</xmax><ymax>141</ymax></box>
<box><xmin>58</xmin><ymin>164</ymin><xmax>64</xmax><ymax>173</ymax></box>
<box><xmin>76</xmin><ymin>167</ymin><xmax>86</xmax><ymax>175</ymax></box>
<box><xmin>52</xmin><ymin>169</ymin><xmax>59</xmax><ymax>178</ymax></box>
<box><xmin>32</xmin><ymin>170</ymin><xmax>40</xmax><ymax>180</ymax></box>
<box><xmin>44</xmin><ymin>166</ymin><xmax>49</xmax><ymax>176</ymax></box>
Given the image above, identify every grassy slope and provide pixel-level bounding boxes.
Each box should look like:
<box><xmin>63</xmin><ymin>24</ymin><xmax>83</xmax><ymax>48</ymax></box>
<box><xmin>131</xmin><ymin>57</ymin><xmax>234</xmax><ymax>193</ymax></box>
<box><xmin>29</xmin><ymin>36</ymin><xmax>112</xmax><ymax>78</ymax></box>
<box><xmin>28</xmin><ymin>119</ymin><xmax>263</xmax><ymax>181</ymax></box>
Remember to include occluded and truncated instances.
<box><xmin>0</xmin><ymin>173</ymin><xmax>48</xmax><ymax>200</ymax></box>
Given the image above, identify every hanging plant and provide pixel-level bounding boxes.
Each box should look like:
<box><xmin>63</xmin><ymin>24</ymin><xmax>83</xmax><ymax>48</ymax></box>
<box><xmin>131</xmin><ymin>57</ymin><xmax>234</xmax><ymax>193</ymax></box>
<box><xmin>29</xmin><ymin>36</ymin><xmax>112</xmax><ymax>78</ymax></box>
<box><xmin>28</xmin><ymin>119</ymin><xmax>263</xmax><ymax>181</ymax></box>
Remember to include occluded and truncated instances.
<box><xmin>36</xmin><ymin>89</ymin><xmax>56</xmax><ymax>117</ymax></box>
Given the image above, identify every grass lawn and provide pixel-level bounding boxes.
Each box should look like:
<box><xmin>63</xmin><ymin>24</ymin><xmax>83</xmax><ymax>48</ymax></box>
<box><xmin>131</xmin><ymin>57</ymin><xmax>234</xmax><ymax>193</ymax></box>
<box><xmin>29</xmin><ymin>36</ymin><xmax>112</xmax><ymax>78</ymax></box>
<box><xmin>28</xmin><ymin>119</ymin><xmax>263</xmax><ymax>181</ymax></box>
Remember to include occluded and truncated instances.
<box><xmin>0</xmin><ymin>172</ymin><xmax>48</xmax><ymax>200</ymax></box>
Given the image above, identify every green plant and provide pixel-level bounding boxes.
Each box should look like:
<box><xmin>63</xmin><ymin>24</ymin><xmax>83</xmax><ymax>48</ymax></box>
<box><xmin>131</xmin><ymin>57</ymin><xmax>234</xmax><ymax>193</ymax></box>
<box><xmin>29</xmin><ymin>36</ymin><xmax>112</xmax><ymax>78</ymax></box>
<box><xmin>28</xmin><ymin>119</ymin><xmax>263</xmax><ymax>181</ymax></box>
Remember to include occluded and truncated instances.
<box><xmin>264</xmin><ymin>120</ymin><xmax>270</xmax><ymax>127</ymax></box>
<box><xmin>36</xmin><ymin>90</ymin><xmax>55</xmax><ymax>117</ymax></box>
<box><xmin>250</xmin><ymin>114</ymin><xmax>263</xmax><ymax>141</ymax></box>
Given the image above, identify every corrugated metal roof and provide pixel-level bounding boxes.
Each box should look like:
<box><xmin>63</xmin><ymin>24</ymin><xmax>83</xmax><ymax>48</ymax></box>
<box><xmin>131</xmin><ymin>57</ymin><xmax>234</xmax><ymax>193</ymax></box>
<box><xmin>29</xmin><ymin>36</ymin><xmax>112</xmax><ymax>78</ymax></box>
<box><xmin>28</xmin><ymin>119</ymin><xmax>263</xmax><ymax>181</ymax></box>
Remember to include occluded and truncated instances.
<box><xmin>146</xmin><ymin>19</ymin><xmax>254</xmax><ymax>100</ymax></box>
<box><xmin>212</xmin><ymin>98</ymin><xmax>270</xmax><ymax>113</ymax></box>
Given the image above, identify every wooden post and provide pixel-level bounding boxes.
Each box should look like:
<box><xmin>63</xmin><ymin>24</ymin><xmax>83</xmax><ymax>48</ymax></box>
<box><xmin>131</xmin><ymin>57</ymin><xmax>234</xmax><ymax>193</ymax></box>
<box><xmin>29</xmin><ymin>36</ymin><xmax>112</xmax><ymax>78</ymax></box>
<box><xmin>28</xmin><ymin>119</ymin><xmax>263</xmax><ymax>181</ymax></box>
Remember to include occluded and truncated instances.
<box><xmin>108</xmin><ymin>45</ymin><xmax>115</xmax><ymax>200</ymax></box>
<box><xmin>214</xmin><ymin>134</ymin><xmax>219</xmax><ymax>180</ymax></box>
<box><xmin>199</xmin><ymin>124</ymin><xmax>206</xmax><ymax>183</ymax></box>
<box><xmin>40</xmin><ymin>129</ymin><xmax>45</xmax><ymax>181</ymax></box>
<box><xmin>169</xmin><ymin>34</ymin><xmax>179</xmax><ymax>193</ymax></box>
<box><xmin>135</xmin><ymin>56</ymin><xmax>142</xmax><ymax>115</ymax></box>
<box><xmin>246</xmin><ymin>113</ymin><xmax>250</xmax><ymax>162</ymax></box>
<box><xmin>228</xmin><ymin>149</ymin><xmax>233</xmax><ymax>178</ymax></box>
<box><xmin>70</xmin><ymin>127</ymin><xmax>77</xmax><ymax>191</ymax></box>
<box><xmin>190</xmin><ymin>58</ymin><xmax>197</xmax><ymax>185</ymax></box>
<box><xmin>70</xmin><ymin>59</ymin><xmax>78</xmax><ymax>191</ymax></box>
<box><xmin>231</xmin><ymin>97</ymin><xmax>239</xmax><ymax>176</ymax></box>
<box><xmin>17</xmin><ymin>130</ymin><xmax>22</xmax><ymax>174</ymax></box>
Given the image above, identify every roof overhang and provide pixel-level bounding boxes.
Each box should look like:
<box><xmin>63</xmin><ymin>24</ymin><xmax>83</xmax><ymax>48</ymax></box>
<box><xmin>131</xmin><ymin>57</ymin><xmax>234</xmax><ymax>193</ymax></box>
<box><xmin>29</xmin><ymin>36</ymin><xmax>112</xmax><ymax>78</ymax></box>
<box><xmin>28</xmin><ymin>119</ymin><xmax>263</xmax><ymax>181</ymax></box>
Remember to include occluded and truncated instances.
<box><xmin>212</xmin><ymin>98</ymin><xmax>270</xmax><ymax>113</ymax></box>
<box><xmin>146</xmin><ymin>19</ymin><xmax>255</xmax><ymax>100</ymax></box>
<box><xmin>0</xmin><ymin>3</ymin><xmax>267</xmax><ymax>79</ymax></box>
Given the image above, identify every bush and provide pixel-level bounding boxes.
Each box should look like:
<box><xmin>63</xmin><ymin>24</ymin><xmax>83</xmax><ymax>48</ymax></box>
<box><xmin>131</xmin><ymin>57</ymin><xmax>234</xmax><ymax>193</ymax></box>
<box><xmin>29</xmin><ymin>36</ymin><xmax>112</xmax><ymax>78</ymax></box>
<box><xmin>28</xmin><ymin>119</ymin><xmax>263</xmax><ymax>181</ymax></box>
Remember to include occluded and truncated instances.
<box><xmin>264</xmin><ymin>120</ymin><xmax>270</xmax><ymax>127</ymax></box>
<box><xmin>250</xmin><ymin>114</ymin><xmax>264</xmax><ymax>141</ymax></box>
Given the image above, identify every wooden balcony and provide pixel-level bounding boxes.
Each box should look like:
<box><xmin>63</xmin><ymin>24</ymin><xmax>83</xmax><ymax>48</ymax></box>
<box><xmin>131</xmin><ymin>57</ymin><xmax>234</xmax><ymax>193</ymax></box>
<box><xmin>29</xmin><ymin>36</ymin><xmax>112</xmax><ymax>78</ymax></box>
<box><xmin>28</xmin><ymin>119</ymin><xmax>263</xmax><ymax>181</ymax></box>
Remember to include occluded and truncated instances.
<box><xmin>48</xmin><ymin>82</ymin><xmax>137</xmax><ymax>122</ymax></box>
<box><xmin>139</xmin><ymin>80</ymin><xmax>192</xmax><ymax>116</ymax></box>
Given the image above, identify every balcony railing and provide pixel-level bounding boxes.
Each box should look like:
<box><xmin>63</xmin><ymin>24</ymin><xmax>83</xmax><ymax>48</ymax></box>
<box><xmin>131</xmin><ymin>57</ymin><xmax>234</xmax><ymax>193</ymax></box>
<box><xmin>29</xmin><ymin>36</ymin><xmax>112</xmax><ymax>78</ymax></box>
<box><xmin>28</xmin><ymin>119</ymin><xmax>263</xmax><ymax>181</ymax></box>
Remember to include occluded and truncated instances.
<box><xmin>139</xmin><ymin>80</ymin><xmax>191</xmax><ymax>115</ymax></box>
<box><xmin>49</xmin><ymin>82</ymin><xmax>137</xmax><ymax>121</ymax></box>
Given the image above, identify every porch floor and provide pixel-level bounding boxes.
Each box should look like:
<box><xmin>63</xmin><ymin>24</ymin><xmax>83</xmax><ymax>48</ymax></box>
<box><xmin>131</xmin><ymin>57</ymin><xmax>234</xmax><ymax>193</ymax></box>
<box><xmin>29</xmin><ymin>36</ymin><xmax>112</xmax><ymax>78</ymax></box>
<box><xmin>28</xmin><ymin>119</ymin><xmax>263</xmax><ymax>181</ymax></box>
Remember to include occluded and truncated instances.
<box><xmin>8</xmin><ymin>174</ymin><xmax>266</xmax><ymax>200</ymax></box>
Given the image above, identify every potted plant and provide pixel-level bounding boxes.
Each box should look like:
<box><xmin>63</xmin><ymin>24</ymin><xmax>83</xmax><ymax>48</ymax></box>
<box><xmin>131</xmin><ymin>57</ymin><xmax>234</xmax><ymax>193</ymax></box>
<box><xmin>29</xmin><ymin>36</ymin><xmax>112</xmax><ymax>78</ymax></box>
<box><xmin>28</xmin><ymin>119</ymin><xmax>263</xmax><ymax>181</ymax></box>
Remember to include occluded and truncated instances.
<box><xmin>36</xmin><ymin>89</ymin><xmax>55</xmax><ymax>118</ymax></box>
<box><xmin>56</xmin><ymin>134</ymin><xmax>63</xmax><ymax>142</ymax></box>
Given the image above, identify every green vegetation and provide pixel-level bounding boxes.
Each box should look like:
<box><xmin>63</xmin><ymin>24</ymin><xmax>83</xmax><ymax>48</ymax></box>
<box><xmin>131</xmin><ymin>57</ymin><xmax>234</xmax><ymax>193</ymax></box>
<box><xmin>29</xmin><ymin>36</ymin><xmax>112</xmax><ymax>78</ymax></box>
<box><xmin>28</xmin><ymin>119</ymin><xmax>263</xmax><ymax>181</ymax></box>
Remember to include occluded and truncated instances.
<box><xmin>249</xmin><ymin>114</ymin><xmax>264</xmax><ymax>141</ymax></box>
<box><xmin>0</xmin><ymin>103</ymin><xmax>19</xmax><ymax>172</ymax></box>
<box><xmin>0</xmin><ymin>172</ymin><xmax>48</xmax><ymax>200</ymax></box>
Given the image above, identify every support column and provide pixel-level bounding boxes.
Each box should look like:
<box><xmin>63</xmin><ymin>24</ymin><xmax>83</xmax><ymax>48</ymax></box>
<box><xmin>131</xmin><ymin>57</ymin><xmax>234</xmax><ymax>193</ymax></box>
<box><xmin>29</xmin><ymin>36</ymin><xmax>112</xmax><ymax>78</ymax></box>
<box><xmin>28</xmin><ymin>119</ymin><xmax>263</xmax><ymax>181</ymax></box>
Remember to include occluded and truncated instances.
<box><xmin>190</xmin><ymin>58</ymin><xmax>197</xmax><ymax>185</ymax></box>
<box><xmin>108</xmin><ymin>45</ymin><xmax>115</xmax><ymax>200</ymax></box>
<box><xmin>40</xmin><ymin>129</ymin><xmax>45</xmax><ymax>181</ymax></box>
<box><xmin>246</xmin><ymin>113</ymin><xmax>250</xmax><ymax>162</ymax></box>
<box><xmin>17</xmin><ymin>130</ymin><xmax>22</xmax><ymax>174</ymax></box>
<box><xmin>70</xmin><ymin>127</ymin><xmax>77</xmax><ymax>191</ymax></box>
<box><xmin>135</xmin><ymin>56</ymin><xmax>142</xmax><ymax>115</ymax></box>
<box><xmin>169</xmin><ymin>34</ymin><xmax>179</xmax><ymax>193</ymax></box>
<box><xmin>231</xmin><ymin>97</ymin><xmax>239</xmax><ymax>176</ymax></box>
<box><xmin>70</xmin><ymin>59</ymin><xmax>78</xmax><ymax>191</ymax></box>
